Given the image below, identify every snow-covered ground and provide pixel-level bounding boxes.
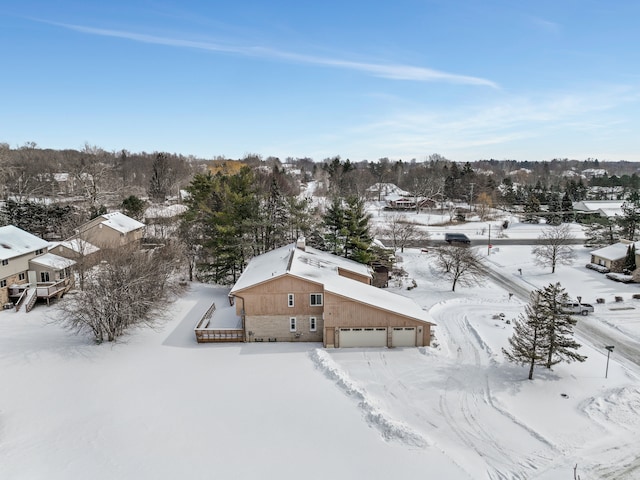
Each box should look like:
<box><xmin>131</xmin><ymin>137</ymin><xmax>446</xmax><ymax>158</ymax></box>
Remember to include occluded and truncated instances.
<box><xmin>1</xmin><ymin>237</ymin><xmax>640</xmax><ymax>479</ymax></box>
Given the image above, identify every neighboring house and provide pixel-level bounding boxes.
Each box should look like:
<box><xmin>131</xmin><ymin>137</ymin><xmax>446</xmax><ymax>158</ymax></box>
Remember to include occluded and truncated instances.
<box><xmin>589</xmin><ymin>240</ymin><xmax>639</xmax><ymax>273</ymax></box>
<box><xmin>0</xmin><ymin>225</ymin><xmax>75</xmax><ymax>309</ymax></box>
<box><xmin>49</xmin><ymin>238</ymin><xmax>101</xmax><ymax>267</ymax></box>
<box><xmin>144</xmin><ymin>204</ymin><xmax>187</xmax><ymax>240</ymax></box>
<box><xmin>573</xmin><ymin>200</ymin><xmax>624</xmax><ymax>219</ymax></box>
<box><xmin>74</xmin><ymin>211</ymin><xmax>145</xmax><ymax>249</ymax></box>
<box><xmin>228</xmin><ymin>238</ymin><xmax>434</xmax><ymax>348</ymax></box>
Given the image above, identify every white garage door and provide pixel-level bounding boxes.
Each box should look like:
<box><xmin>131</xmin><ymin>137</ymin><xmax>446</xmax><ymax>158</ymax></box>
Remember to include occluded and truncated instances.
<box><xmin>339</xmin><ymin>327</ymin><xmax>387</xmax><ymax>348</ymax></box>
<box><xmin>391</xmin><ymin>327</ymin><xmax>416</xmax><ymax>347</ymax></box>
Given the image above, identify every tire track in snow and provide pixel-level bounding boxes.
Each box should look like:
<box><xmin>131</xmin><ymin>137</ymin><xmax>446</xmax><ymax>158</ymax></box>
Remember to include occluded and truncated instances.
<box><xmin>434</xmin><ymin>302</ymin><xmax>557</xmax><ymax>479</ymax></box>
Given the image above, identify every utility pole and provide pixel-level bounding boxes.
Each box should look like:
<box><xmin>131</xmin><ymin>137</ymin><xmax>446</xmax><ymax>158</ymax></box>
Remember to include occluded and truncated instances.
<box><xmin>487</xmin><ymin>224</ymin><xmax>491</xmax><ymax>256</ymax></box>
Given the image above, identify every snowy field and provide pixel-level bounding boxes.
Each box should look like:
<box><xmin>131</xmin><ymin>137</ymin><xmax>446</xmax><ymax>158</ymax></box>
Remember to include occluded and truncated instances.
<box><xmin>2</xmin><ymin>237</ymin><xmax>640</xmax><ymax>479</ymax></box>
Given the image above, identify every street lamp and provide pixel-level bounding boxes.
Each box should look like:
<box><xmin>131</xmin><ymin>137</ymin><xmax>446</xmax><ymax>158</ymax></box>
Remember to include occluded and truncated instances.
<box><xmin>605</xmin><ymin>345</ymin><xmax>615</xmax><ymax>378</ymax></box>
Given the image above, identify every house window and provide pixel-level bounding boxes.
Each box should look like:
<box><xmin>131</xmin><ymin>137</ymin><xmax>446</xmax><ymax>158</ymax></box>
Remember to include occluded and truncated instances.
<box><xmin>1</xmin><ymin>259</ymin><xmax>7</xmax><ymax>266</ymax></box>
<box><xmin>18</xmin><ymin>273</ymin><xmax>25</xmax><ymax>281</ymax></box>
<box><xmin>41</xmin><ymin>272</ymin><xmax>50</xmax><ymax>282</ymax></box>
<box><xmin>289</xmin><ymin>317</ymin><xmax>297</xmax><ymax>332</ymax></box>
<box><xmin>287</xmin><ymin>293</ymin><xmax>294</xmax><ymax>307</ymax></box>
<box><xmin>36</xmin><ymin>249</ymin><xmax>44</xmax><ymax>255</ymax></box>
<box><xmin>0</xmin><ymin>280</ymin><xmax>6</xmax><ymax>288</ymax></box>
<box><xmin>310</xmin><ymin>293</ymin><xmax>323</xmax><ymax>306</ymax></box>
<box><xmin>310</xmin><ymin>317</ymin><xmax>317</xmax><ymax>332</ymax></box>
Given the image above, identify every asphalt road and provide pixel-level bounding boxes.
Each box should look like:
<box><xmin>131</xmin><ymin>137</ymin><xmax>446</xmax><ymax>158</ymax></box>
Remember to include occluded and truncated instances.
<box><xmin>479</xmin><ymin>259</ymin><xmax>640</xmax><ymax>371</ymax></box>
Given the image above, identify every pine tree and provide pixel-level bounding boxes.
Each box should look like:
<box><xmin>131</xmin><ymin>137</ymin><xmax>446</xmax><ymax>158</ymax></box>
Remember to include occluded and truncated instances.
<box><xmin>547</xmin><ymin>193</ymin><xmax>562</xmax><ymax>225</ymax></box>
<box><xmin>323</xmin><ymin>197</ymin><xmax>346</xmax><ymax>256</ymax></box>
<box><xmin>561</xmin><ymin>192</ymin><xmax>574</xmax><ymax>222</ymax></box>
<box><xmin>538</xmin><ymin>282</ymin><xmax>587</xmax><ymax>369</ymax></box>
<box><xmin>342</xmin><ymin>196</ymin><xmax>373</xmax><ymax>263</ymax></box>
<box><xmin>503</xmin><ymin>291</ymin><xmax>549</xmax><ymax>380</ymax></box>
<box><xmin>624</xmin><ymin>244</ymin><xmax>636</xmax><ymax>272</ymax></box>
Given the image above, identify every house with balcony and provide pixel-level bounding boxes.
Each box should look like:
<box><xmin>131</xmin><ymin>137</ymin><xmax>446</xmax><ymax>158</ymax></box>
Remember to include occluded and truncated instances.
<box><xmin>226</xmin><ymin>238</ymin><xmax>434</xmax><ymax>348</ymax></box>
<box><xmin>0</xmin><ymin>225</ymin><xmax>76</xmax><ymax>311</ymax></box>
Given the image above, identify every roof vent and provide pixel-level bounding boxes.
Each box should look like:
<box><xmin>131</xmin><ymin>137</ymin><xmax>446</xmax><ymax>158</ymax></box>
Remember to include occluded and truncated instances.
<box><xmin>296</xmin><ymin>237</ymin><xmax>306</xmax><ymax>251</ymax></box>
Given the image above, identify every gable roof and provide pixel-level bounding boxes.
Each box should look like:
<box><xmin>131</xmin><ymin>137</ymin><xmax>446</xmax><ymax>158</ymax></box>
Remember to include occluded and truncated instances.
<box><xmin>29</xmin><ymin>253</ymin><xmax>76</xmax><ymax>270</ymax></box>
<box><xmin>591</xmin><ymin>241</ymin><xmax>639</xmax><ymax>261</ymax></box>
<box><xmin>230</xmin><ymin>243</ymin><xmax>371</xmax><ymax>294</ymax></box>
<box><xmin>324</xmin><ymin>275</ymin><xmax>431</xmax><ymax>323</ymax></box>
<box><xmin>231</xmin><ymin>242</ymin><xmax>432</xmax><ymax>325</ymax></box>
<box><xmin>0</xmin><ymin>225</ymin><xmax>49</xmax><ymax>261</ymax></box>
<box><xmin>49</xmin><ymin>238</ymin><xmax>100</xmax><ymax>255</ymax></box>
<box><xmin>98</xmin><ymin>212</ymin><xmax>145</xmax><ymax>234</ymax></box>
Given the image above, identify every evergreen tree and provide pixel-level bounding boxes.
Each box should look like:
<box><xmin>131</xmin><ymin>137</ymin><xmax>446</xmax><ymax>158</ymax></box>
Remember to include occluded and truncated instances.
<box><xmin>342</xmin><ymin>196</ymin><xmax>373</xmax><ymax>263</ymax></box>
<box><xmin>503</xmin><ymin>291</ymin><xmax>549</xmax><ymax>380</ymax></box>
<box><xmin>561</xmin><ymin>192</ymin><xmax>574</xmax><ymax>222</ymax></box>
<box><xmin>323</xmin><ymin>197</ymin><xmax>346</xmax><ymax>256</ymax></box>
<box><xmin>624</xmin><ymin>244</ymin><xmax>636</xmax><ymax>272</ymax></box>
<box><xmin>121</xmin><ymin>195</ymin><xmax>147</xmax><ymax>221</ymax></box>
<box><xmin>538</xmin><ymin>282</ymin><xmax>586</xmax><ymax>369</ymax></box>
<box><xmin>547</xmin><ymin>194</ymin><xmax>562</xmax><ymax>225</ymax></box>
<box><xmin>523</xmin><ymin>195</ymin><xmax>541</xmax><ymax>223</ymax></box>
<box><xmin>618</xmin><ymin>192</ymin><xmax>640</xmax><ymax>241</ymax></box>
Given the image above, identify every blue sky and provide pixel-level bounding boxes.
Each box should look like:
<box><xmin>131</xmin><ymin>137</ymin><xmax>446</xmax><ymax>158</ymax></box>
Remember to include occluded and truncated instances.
<box><xmin>2</xmin><ymin>1</ymin><xmax>639</xmax><ymax>163</ymax></box>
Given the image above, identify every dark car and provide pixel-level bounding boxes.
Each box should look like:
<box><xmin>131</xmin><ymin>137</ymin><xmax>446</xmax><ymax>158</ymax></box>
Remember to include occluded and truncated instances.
<box><xmin>444</xmin><ymin>233</ymin><xmax>471</xmax><ymax>245</ymax></box>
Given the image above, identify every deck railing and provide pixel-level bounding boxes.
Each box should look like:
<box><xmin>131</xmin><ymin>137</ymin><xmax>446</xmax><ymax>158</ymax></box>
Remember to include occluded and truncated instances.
<box><xmin>194</xmin><ymin>302</ymin><xmax>244</xmax><ymax>343</ymax></box>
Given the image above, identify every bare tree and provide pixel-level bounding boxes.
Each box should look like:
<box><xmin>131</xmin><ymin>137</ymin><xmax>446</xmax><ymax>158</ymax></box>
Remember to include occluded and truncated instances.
<box><xmin>379</xmin><ymin>213</ymin><xmax>428</xmax><ymax>252</ymax></box>
<box><xmin>57</xmin><ymin>244</ymin><xmax>182</xmax><ymax>343</ymax></box>
<box><xmin>531</xmin><ymin>224</ymin><xmax>576</xmax><ymax>273</ymax></box>
<box><xmin>432</xmin><ymin>245</ymin><xmax>484</xmax><ymax>291</ymax></box>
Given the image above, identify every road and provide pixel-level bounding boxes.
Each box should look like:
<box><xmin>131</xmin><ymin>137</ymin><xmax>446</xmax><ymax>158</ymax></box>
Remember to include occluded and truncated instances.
<box><xmin>480</xmin><ymin>259</ymin><xmax>640</xmax><ymax>371</ymax></box>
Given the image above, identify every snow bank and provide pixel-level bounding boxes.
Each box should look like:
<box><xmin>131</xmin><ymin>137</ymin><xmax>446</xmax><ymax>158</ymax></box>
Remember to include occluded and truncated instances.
<box><xmin>309</xmin><ymin>348</ymin><xmax>429</xmax><ymax>448</ymax></box>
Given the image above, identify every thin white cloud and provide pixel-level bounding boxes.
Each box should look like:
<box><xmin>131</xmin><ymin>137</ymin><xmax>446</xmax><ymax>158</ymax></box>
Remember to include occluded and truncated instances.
<box><xmin>52</xmin><ymin>22</ymin><xmax>498</xmax><ymax>88</ymax></box>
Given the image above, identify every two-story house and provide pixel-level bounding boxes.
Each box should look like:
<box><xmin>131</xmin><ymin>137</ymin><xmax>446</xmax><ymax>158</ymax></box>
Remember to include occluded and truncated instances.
<box><xmin>229</xmin><ymin>238</ymin><xmax>434</xmax><ymax>348</ymax></box>
<box><xmin>73</xmin><ymin>211</ymin><xmax>145</xmax><ymax>250</ymax></box>
<box><xmin>0</xmin><ymin>225</ymin><xmax>76</xmax><ymax>310</ymax></box>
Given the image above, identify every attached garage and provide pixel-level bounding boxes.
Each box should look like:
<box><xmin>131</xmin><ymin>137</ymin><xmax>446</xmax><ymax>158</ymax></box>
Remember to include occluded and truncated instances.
<box><xmin>338</xmin><ymin>327</ymin><xmax>387</xmax><ymax>348</ymax></box>
<box><xmin>391</xmin><ymin>327</ymin><xmax>417</xmax><ymax>347</ymax></box>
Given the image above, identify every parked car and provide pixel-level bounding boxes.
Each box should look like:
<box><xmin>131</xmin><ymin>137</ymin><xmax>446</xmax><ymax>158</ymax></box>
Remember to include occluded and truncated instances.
<box><xmin>444</xmin><ymin>233</ymin><xmax>471</xmax><ymax>245</ymax></box>
<box><xmin>562</xmin><ymin>302</ymin><xmax>595</xmax><ymax>316</ymax></box>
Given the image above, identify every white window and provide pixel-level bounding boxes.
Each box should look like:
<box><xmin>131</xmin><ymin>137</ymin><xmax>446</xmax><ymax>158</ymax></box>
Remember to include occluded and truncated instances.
<box><xmin>309</xmin><ymin>317</ymin><xmax>317</xmax><ymax>332</ymax></box>
<box><xmin>289</xmin><ymin>317</ymin><xmax>297</xmax><ymax>332</ymax></box>
<box><xmin>1</xmin><ymin>259</ymin><xmax>7</xmax><ymax>266</ymax></box>
<box><xmin>310</xmin><ymin>293</ymin><xmax>323</xmax><ymax>306</ymax></box>
<box><xmin>0</xmin><ymin>280</ymin><xmax>6</xmax><ymax>288</ymax></box>
<box><xmin>287</xmin><ymin>293</ymin><xmax>294</xmax><ymax>307</ymax></box>
<box><xmin>18</xmin><ymin>273</ymin><xmax>25</xmax><ymax>281</ymax></box>
<box><xmin>41</xmin><ymin>272</ymin><xmax>50</xmax><ymax>282</ymax></box>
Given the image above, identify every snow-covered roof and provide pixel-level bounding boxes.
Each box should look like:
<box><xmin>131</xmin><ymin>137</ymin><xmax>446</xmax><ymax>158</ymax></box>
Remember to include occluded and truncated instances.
<box><xmin>367</xmin><ymin>183</ymin><xmax>411</xmax><ymax>197</ymax></box>
<box><xmin>144</xmin><ymin>204</ymin><xmax>188</xmax><ymax>219</ymax></box>
<box><xmin>231</xmin><ymin>241</ymin><xmax>432</xmax><ymax>324</ymax></box>
<box><xmin>573</xmin><ymin>201</ymin><xmax>624</xmax><ymax>218</ymax></box>
<box><xmin>0</xmin><ymin>225</ymin><xmax>50</xmax><ymax>261</ymax></box>
<box><xmin>324</xmin><ymin>275</ymin><xmax>432</xmax><ymax>323</ymax></box>
<box><xmin>590</xmin><ymin>241</ymin><xmax>638</xmax><ymax>261</ymax></box>
<box><xmin>29</xmin><ymin>252</ymin><xmax>76</xmax><ymax>270</ymax></box>
<box><xmin>230</xmin><ymin>242</ymin><xmax>371</xmax><ymax>294</ymax></box>
<box><xmin>49</xmin><ymin>238</ymin><xmax>100</xmax><ymax>255</ymax></box>
<box><xmin>99</xmin><ymin>212</ymin><xmax>145</xmax><ymax>234</ymax></box>
<box><xmin>53</xmin><ymin>173</ymin><xmax>70</xmax><ymax>182</ymax></box>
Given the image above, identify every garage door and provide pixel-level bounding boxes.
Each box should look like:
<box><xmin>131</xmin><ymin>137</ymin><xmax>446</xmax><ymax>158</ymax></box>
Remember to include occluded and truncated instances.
<box><xmin>391</xmin><ymin>327</ymin><xmax>416</xmax><ymax>347</ymax></box>
<box><xmin>339</xmin><ymin>327</ymin><xmax>387</xmax><ymax>348</ymax></box>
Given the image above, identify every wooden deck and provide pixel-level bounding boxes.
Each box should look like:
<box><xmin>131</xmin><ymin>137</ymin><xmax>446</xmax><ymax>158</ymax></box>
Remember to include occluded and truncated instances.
<box><xmin>194</xmin><ymin>302</ymin><xmax>244</xmax><ymax>343</ymax></box>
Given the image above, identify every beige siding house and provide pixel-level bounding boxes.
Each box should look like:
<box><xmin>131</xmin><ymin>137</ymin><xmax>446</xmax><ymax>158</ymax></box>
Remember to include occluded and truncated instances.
<box><xmin>0</xmin><ymin>225</ymin><xmax>75</xmax><ymax>310</ymax></box>
<box><xmin>74</xmin><ymin>212</ymin><xmax>145</xmax><ymax>250</ymax></box>
<box><xmin>590</xmin><ymin>240</ymin><xmax>638</xmax><ymax>273</ymax></box>
<box><xmin>229</xmin><ymin>238</ymin><xmax>434</xmax><ymax>348</ymax></box>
